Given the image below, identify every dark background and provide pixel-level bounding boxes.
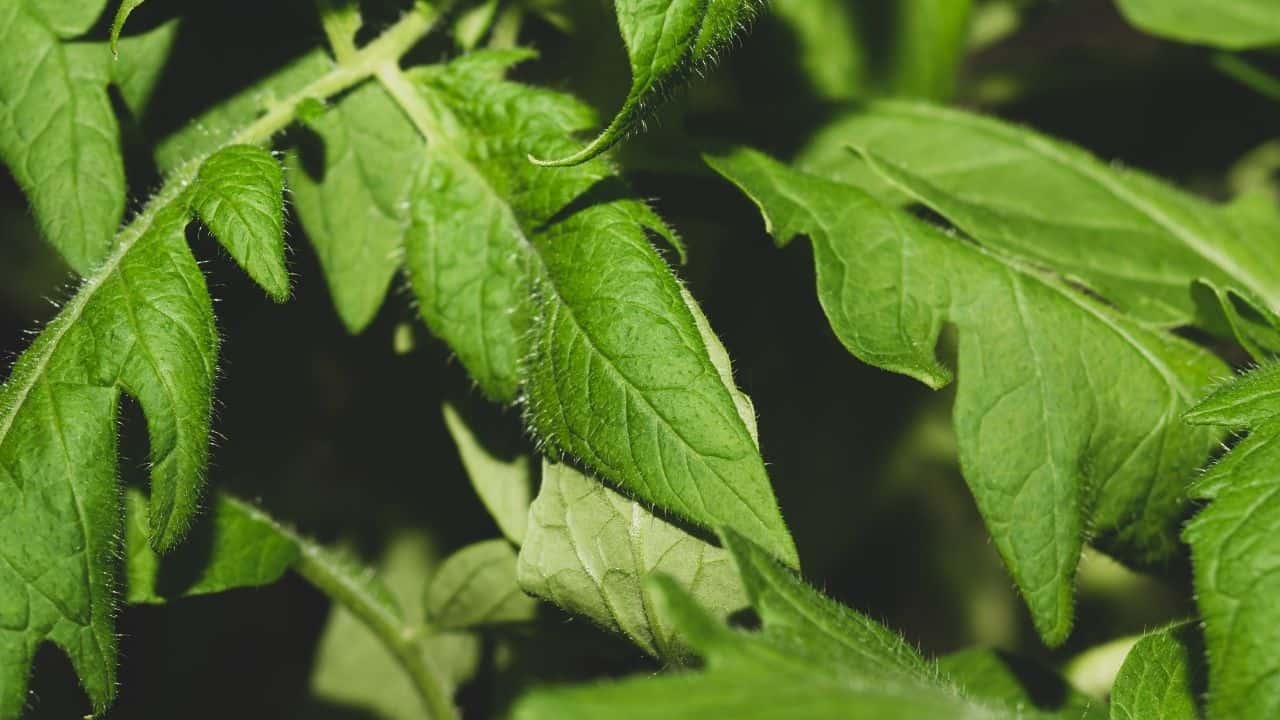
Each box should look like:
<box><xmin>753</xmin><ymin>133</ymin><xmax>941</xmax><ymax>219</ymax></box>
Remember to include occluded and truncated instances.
<box><xmin>2</xmin><ymin>0</ymin><xmax>1276</xmax><ymax>716</ymax></box>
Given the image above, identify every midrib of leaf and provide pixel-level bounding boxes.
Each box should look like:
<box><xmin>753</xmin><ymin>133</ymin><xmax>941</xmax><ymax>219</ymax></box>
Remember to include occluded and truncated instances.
<box><xmin>865</xmin><ymin>103</ymin><xmax>1278</xmax><ymax>309</ymax></box>
<box><xmin>0</xmin><ymin>4</ymin><xmax>448</xmax><ymax>459</ymax></box>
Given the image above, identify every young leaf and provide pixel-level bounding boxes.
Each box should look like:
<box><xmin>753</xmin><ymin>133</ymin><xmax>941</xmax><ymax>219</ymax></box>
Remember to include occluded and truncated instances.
<box><xmin>708</xmin><ymin>148</ymin><xmax>1225</xmax><ymax>644</ymax></box>
<box><xmin>425</xmin><ymin>539</ymin><xmax>536</xmax><ymax>631</ymax></box>
<box><xmin>0</xmin><ymin>144</ymin><xmax>287</xmax><ymax>716</ymax></box>
<box><xmin>442</xmin><ymin>403</ymin><xmax>532</xmax><ymax>544</ymax></box>
<box><xmin>515</xmin><ymin>531</ymin><xmax>1047</xmax><ymax>720</ymax></box>
<box><xmin>124</xmin><ymin>490</ymin><xmax>300</xmax><ymax>603</ymax></box>
<box><xmin>1115</xmin><ymin>0</ymin><xmax>1280</xmax><ymax>49</ymax></box>
<box><xmin>532</xmin><ymin>0</ymin><xmax>766</xmax><ymax>166</ymax></box>
<box><xmin>887</xmin><ymin>0</ymin><xmax>973</xmax><ymax>101</ymax></box>
<box><xmin>1183</xmin><ymin>364</ymin><xmax>1280</xmax><ymax>720</ymax></box>
<box><xmin>1</xmin><ymin>0</ymin><xmax>123</xmax><ymax>273</ymax></box>
<box><xmin>1109</xmin><ymin>624</ymin><xmax>1204</xmax><ymax>720</ymax></box>
<box><xmin>192</xmin><ymin>144</ymin><xmax>291</xmax><ymax>301</ymax></box>
<box><xmin>518</xmin><ymin>459</ymin><xmax>748</xmax><ymax>658</ymax></box>
<box><xmin>793</xmin><ymin>101</ymin><xmax>1280</xmax><ymax>352</ymax></box>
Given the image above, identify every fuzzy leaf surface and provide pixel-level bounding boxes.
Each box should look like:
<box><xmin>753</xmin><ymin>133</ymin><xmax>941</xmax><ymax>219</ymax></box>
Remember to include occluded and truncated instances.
<box><xmin>534</xmin><ymin>0</ymin><xmax>765</xmax><ymax>165</ymax></box>
<box><xmin>0</xmin><ymin>145</ymin><xmax>286</xmax><ymax>714</ymax></box>
<box><xmin>192</xmin><ymin>144</ymin><xmax>290</xmax><ymax>301</ymax></box>
<box><xmin>1109</xmin><ymin>625</ymin><xmax>1203</xmax><ymax>720</ymax></box>
<box><xmin>515</xmin><ymin>531</ymin><xmax>1049</xmax><ymax>720</ymax></box>
<box><xmin>1183</xmin><ymin>364</ymin><xmax>1280</xmax><ymax>720</ymax></box>
<box><xmin>709</xmin><ymin>148</ymin><xmax>1225</xmax><ymax>644</ymax></box>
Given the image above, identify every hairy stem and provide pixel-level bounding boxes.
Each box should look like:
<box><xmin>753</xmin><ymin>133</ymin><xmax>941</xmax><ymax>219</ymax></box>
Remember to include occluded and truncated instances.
<box><xmin>293</xmin><ymin>544</ymin><xmax>459</xmax><ymax>720</ymax></box>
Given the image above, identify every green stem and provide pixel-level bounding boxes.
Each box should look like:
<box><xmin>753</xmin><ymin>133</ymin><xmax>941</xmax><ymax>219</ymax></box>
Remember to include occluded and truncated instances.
<box><xmin>293</xmin><ymin>544</ymin><xmax>459</xmax><ymax>720</ymax></box>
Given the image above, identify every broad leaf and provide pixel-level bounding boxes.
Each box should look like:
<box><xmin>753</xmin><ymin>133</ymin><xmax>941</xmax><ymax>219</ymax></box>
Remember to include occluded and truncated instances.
<box><xmin>425</xmin><ymin>539</ymin><xmax>536</xmax><ymax>631</ymax></box>
<box><xmin>793</xmin><ymin>101</ymin><xmax>1280</xmax><ymax>353</ymax></box>
<box><xmin>518</xmin><ymin>459</ymin><xmax>748</xmax><ymax>658</ymax></box>
<box><xmin>1183</xmin><ymin>365</ymin><xmax>1280</xmax><ymax>720</ymax></box>
<box><xmin>517</xmin><ymin>284</ymin><xmax>757</xmax><ymax>657</ymax></box>
<box><xmin>1110</xmin><ymin>625</ymin><xmax>1203</xmax><ymax>720</ymax></box>
<box><xmin>0</xmin><ymin>145</ymin><xmax>286</xmax><ymax>715</ymax></box>
<box><xmin>1</xmin><ymin>0</ymin><xmax>120</xmax><ymax>273</ymax></box>
<box><xmin>709</xmin><ymin>148</ymin><xmax>1224</xmax><ymax>644</ymax></box>
<box><xmin>514</xmin><ymin>531</ymin><xmax>1049</xmax><ymax>720</ymax></box>
<box><xmin>533</xmin><ymin>0</ymin><xmax>766</xmax><ymax>166</ymax></box>
<box><xmin>1115</xmin><ymin>0</ymin><xmax>1280</xmax><ymax>49</ymax></box>
<box><xmin>288</xmin><ymin>81</ymin><xmax>420</xmax><ymax>332</ymax></box>
<box><xmin>442</xmin><ymin>403</ymin><xmax>532</xmax><ymax>545</ymax></box>
<box><xmin>402</xmin><ymin>48</ymin><xmax>606</xmax><ymax>400</ymax></box>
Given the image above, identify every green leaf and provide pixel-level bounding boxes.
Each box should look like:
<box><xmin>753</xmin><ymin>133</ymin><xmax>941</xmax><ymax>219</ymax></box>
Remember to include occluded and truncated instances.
<box><xmin>522</xmin><ymin>194</ymin><xmax>796</xmax><ymax>565</ymax></box>
<box><xmin>887</xmin><ymin>0</ymin><xmax>973</xmax><ymax>100</ymax></box>
<box><xmin>1184</xmin><ymin>364</ymin><xmax>1280</xmax><ymax>720</ymax></box>
<box><xmin>518</xmin><ymin>459</ymin><xmax>749</xmax><ymax>658</ymax></box>
<box><xmin>400</xmin><ymin>48</ymin><xmax>603</xmax><ymax>400</ymax></box>
<box><xmin>514</xmin><ymin>532</ymin><xmax>1045</xmax><ymax>720</ymax></box>
<box><xmin>124</xmin><ymin>490</ymin><xmax>299</xmax><ymax>604</ymax></box>
<box><xmin>309</xmin><ymin>533</ymin><xmax>481</xmax><ymax>720</ymax></box>
<box><xmin>442</xmin><ymin>403</ymin><xmax>532</xmax><ymax>544</ymax></box>
<box><xmin>1115</xmin><ymin>0</ymin><xmax>1280</xmax><ymax>49</ymax></box>
<box><xmin>108</xmin><ymin>0</ymin><xmax>147</xmax><ymax>55</ymax></box>
<box><xmin>940</xmin><ymin>649</ymin><xmax>1104</xmax><ymax>719</ymax></box>
<box><xmin>1109</xmin><ymin>625</ymin><xmax>1204</xmax><ymax>720</ymax></box>
<box><xmin>532</xmin><ymin>0</ymin><xmax>766</xmax><ymax>166</ymax></box>
<box><xmin>794</xmin><ymin>101</ymin><xmax>1280</xmax><ymax>349</ymax></box>
<box><xmin>192</xmin><ymin>144</ymin><xmax>290</xmax><ymax>301</ymax></box>
<box><xmin>0</xmin><ymin>1</ymin><xmax>123</xmax><ymax>273</ymax></box>
<box><xmin>286</xmin><ymin>81</ymin><xmax>418</xmax><ymax>332</ymax></box>
<box><xmin>708</xmin><ymin>147</ymin><xmax>1225</xmax><ymax>644</ymax></box>
<box><xmin>110</xmin><ymin>18</ymin><xmax>179</xmax><ymax>117</ymax></box>
<box><xmin>0</xmin><ymin>146</ymin><xmax>287</xmax><ymax>715</ymax></box>
<box><xmin>425</xmin><ymin>539</ymin><xmax>536</xmax><ymax>631</ymax></box>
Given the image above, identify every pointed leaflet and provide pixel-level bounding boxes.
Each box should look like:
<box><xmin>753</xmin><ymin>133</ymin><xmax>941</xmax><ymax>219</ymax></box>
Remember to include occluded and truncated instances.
<box><xmin>0</xmin><ymin>0</ymin><xmax>121</xmax><ymax>273</ymax></box>
<box><xmin>108</xmin><ymin>0</ymin><xmax>148</xmax><ymax>54</ymax></box>
<box><xmin>515</xmin><ymin>531</ymin><xmax>1058</xmax><ymax>720</ymax></box>
<box><xmin>442</xmin><ymin>403</ymin><xmax>532</xmax><ymax>544</ymax></box>
<box><xmin>533</xmin><ymin>0</ymin><xmax>765</xmax><ymax>166</ymax></box>
<box><xmin>1183</xmin><ymin>364</ymin><xmax>1280</xmax><ymax>720</ymax></box>
<box><xmin>795</xmin><ymin>101</ymin><xmax>1280</xmax><ymax>352</ymax></box>
<box><xmin>518</xmin><ymin>287</ymin><xmax>756</xmax><ymax>658</ymax></box>
<box><xmin>192</xmin><ymin>145</ymin><xmax>290</xmax><ymax>301</ymax></box>
<box><xmin>1115</xmin><ymin>0</ymin><xmax>1280</xmax><ymax>49</ymax></box>
<box><xmin>0</xmin><ymin>145</ymin><xmax>286</xmax><ymax>715</ymax></box>
<box><xmin>708</xmin><ymin>148</ymin><xmax>1224</xmax><ymax>644</ymax></box>
<box><xmin>402</xmin><ymin>48</ymin><xmax>606</xmax><ymax>400</ymax></box>
<box><xmin>1109</xmin><ymin>625</ymin><xmax>1203</xmax><ymax>720</ymax></box>
<box><xmin>288</xmin><ymin>81</ymin><xmax>419</xmax><ymax>332</ymax></box>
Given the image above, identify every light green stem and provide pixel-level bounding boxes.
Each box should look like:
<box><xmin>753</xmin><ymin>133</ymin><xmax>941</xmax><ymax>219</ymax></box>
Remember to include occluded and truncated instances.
<box><xmin>293</xmin><ymin>544</ymin><xmax>459</xmax><ymax>720</ymax></box>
